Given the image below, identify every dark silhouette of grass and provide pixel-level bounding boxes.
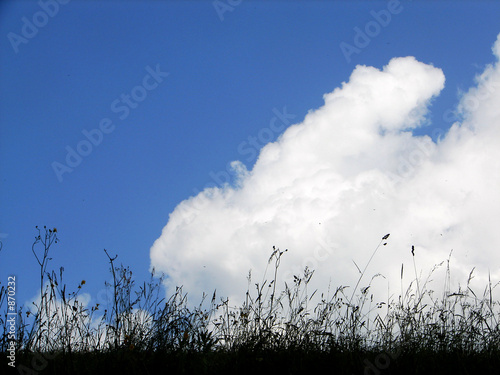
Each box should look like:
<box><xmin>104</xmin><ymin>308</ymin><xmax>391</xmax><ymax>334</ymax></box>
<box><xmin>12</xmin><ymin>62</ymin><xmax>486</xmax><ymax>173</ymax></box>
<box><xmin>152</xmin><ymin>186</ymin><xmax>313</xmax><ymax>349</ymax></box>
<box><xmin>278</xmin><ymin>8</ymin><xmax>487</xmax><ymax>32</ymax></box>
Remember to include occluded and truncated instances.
<box><xmin>1</xmin><ymin>227</ymin><xmax>499</xmax><ymax>374</ymax></box>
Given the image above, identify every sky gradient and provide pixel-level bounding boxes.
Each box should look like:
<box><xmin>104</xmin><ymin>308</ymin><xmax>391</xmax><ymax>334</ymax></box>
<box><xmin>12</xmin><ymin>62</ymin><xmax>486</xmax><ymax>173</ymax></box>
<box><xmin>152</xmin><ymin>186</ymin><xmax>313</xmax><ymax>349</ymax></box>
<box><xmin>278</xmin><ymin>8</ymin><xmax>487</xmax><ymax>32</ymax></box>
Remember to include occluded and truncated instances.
<box><xmin>1</xmin><ymin>1</ymin><xmax>500</xmax><ymax>313</ymax></box>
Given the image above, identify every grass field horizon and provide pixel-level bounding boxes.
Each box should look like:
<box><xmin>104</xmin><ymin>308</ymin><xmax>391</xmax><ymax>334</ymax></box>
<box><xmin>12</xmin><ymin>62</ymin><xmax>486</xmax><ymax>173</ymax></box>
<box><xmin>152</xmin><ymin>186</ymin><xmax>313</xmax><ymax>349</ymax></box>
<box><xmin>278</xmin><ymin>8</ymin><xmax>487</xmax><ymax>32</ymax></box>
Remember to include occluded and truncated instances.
<box><xmin>1</xmin><ymin>227</ymin><xmax>499</xmax><ymax>374</ymax></box>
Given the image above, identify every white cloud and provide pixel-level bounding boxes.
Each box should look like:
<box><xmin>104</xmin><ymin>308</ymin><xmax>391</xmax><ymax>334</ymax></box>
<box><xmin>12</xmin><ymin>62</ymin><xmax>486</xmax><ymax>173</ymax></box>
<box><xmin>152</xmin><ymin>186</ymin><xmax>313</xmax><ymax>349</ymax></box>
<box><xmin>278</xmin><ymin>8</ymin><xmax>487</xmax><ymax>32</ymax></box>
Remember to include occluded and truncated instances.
<box><xmin>24</xmin><ymin>282</ymin><xmax>94</xmax><ymax>351</ymax></box>
<box><xmin>24</xmin><ymin>282</ymin><xmax>154</xmax><ymax>351</ymax></box>
<box><xmin>150</xmin><ymin>34</ymin><xmax>500</xmax><ymax>310</ymax></box>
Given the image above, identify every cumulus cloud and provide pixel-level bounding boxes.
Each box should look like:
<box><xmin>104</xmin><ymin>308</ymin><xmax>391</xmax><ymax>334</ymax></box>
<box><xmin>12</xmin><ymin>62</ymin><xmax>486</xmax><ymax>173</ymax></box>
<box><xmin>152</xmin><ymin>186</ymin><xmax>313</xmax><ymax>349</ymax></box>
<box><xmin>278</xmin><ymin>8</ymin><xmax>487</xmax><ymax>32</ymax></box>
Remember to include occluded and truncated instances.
<box><xmin>25</xmin><ymin>281</ymin><xmax>154</xmax><ymax>351</ymax></box>
<box><xmin>150</xmin><ymin>33</ymin><xmax>500</xmax><ymax>308</ymax></box>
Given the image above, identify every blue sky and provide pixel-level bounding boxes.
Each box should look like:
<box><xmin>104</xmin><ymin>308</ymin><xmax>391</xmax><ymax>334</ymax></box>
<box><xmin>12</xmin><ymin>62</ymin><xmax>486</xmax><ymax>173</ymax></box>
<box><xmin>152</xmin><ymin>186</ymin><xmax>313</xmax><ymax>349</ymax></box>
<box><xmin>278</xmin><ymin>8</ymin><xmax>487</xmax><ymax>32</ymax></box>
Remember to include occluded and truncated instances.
<box><xmin>1</xmin><ymin>1</ymin><xmax>500</xmax><ymax>311</ymax></box>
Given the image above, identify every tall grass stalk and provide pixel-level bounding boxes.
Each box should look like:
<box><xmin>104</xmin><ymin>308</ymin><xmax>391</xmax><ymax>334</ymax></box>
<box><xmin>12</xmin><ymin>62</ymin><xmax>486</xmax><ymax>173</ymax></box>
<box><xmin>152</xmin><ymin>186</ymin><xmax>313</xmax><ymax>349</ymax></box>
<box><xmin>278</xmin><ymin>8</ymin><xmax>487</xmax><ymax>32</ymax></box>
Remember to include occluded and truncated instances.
<box><xmin>1</xmin><ymin>227</ymin><xmax>499</xmax><ymax>374</ymax></box>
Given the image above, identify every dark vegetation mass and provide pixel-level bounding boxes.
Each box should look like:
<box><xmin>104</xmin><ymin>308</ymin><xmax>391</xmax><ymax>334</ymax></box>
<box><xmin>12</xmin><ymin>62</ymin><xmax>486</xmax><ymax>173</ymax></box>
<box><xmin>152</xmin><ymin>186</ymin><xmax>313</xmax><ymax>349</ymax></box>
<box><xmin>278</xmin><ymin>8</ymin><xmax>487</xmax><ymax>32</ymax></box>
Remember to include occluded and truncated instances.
<box><xmin>1</xmin><ymin>227</ymin><xmax>499</xmax><ymax>374</ymax></box>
